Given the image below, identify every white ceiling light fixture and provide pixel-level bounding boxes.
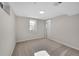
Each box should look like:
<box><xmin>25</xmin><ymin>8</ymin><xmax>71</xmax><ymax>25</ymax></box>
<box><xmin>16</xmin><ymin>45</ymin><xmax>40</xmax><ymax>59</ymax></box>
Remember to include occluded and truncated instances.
<box><xmin>40</xmin><ymin>11</ymin><xmax>45</xmax><ymax>14</ymax></box>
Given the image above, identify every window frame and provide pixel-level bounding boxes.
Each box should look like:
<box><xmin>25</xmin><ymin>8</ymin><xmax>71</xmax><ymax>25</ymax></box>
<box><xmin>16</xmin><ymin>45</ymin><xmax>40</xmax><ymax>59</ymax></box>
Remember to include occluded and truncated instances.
<box><xmin>29</xmin><ymin>19</ymin><xmax>37</xmax><ymax>32</ymax></box>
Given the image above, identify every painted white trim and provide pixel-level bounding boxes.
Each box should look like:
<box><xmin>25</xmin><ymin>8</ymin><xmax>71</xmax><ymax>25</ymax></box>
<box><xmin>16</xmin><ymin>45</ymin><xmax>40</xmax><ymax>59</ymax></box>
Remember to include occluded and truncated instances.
<box><xmin>48</xmin><ymin>37</ymin><xmax>79</xmax><ymax>51</ymax></box>
<box><xmin>16</xmin><ymin>37</ymin><xmax>45</xmax><ymax>43</ymax></box>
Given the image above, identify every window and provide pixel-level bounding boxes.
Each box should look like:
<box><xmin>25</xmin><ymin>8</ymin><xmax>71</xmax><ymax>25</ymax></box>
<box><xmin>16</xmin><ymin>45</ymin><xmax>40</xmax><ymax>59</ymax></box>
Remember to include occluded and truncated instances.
<box><xmin>29</xmin><ymin>20</ymin><xmax>37</xmax><ymax>31</ymax></box>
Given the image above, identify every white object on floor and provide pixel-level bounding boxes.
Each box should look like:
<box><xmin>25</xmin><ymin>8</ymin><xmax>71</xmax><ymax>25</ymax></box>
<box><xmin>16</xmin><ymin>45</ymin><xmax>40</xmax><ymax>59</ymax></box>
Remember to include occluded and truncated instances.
<box><xmin>34</xmin><ymin>50</ymin><xmax>50</xmax><ymax>56</ymax></box>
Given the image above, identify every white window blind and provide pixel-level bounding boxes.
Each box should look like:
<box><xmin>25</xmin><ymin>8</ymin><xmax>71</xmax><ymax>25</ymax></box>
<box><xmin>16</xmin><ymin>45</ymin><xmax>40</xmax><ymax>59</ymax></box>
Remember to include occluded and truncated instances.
<box><xmin>29</xmin><ymin>20</ymin><xmax>37</xmax><ymax>31</ymax></box>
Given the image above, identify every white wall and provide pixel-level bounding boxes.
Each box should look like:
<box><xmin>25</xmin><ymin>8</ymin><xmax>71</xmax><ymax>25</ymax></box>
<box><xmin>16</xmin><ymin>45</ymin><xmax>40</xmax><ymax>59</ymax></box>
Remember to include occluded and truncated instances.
<box><xmin>47</xmin><ymin>15</ymin><xmax>79</xmax><ymax>50</ymax></box>
<box><xmin>0</xmin><ymin>7</ymin><xmax>16</xmax><ymax>56</ymax></box>
<box><xmin>16</xmin><ymin>16</ymin><xmax>45</xmax><ymax>42</ymax></box>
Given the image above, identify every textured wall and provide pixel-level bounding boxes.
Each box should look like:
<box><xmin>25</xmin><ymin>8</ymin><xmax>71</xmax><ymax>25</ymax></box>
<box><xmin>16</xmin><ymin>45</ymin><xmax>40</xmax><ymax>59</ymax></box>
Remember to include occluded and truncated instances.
<box><xmin>0</xmin><ymin>7</ymin><xmax>16</xmax><ymax>56</ymax></box>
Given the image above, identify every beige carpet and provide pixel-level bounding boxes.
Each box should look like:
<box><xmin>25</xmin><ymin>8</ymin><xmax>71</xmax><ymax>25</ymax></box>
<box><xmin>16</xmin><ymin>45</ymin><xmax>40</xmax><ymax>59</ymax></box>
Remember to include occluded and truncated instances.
<box><xmin>12</xmin><ymin>39</ymin><xmax>79</xmax><ymax>56</ymax></box>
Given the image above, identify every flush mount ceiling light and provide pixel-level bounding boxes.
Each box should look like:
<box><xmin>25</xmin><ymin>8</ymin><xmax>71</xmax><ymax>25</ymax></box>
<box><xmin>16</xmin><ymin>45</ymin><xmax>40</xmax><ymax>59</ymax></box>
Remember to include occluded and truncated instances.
<box><xmin>40</xmin><ymin>11</ymin><xmax>45</xmax><ymax>14</ymax></box>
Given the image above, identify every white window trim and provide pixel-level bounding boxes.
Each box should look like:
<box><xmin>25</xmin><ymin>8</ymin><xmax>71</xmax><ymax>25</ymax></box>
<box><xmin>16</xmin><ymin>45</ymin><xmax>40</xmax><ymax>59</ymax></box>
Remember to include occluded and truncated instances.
<box><xmin>29</xmin><ymin>19</ymin><xmax>37</xmax><ymax>32</ymax></box>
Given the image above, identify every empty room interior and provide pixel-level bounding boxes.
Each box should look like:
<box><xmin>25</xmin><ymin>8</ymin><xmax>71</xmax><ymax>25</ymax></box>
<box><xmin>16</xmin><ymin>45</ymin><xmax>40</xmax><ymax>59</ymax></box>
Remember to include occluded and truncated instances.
<box><xmin>0</xmin><ymin>2</ymin><xmax>79</xmax><ymax>56</ymax></box>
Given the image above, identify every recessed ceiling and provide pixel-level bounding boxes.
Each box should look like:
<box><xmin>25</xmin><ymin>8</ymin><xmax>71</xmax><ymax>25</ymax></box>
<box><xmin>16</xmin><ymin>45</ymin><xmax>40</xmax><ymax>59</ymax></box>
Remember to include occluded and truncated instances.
<box><xmin>9</xmin><ymin>2</ymin><xmax>79</xmax><ymax>20</ymax></box>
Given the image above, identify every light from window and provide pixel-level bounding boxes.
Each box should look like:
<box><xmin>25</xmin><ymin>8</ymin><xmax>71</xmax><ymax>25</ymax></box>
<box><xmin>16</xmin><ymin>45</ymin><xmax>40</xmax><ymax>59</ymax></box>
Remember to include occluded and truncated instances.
<box><xmin>29</xmin><ymin>20</ymin><xmax>37</xmax><ymax>31</ymax></box>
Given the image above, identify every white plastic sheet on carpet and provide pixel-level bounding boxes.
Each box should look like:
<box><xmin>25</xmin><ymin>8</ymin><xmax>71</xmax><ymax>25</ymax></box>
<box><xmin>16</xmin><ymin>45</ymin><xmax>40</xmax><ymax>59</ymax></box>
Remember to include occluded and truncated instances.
<box><xmin>34</xmin><ymin>50</ymin><xmax>50</xmax><ymax>56</ymax></box>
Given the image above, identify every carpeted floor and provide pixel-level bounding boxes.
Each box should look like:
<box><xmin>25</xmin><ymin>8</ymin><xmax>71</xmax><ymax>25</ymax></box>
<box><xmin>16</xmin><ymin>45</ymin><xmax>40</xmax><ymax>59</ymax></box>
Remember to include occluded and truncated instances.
<box><xmin>12</xmin><ymin>39</ymin><xmax>79</xmax><ymax>56</ymax></box>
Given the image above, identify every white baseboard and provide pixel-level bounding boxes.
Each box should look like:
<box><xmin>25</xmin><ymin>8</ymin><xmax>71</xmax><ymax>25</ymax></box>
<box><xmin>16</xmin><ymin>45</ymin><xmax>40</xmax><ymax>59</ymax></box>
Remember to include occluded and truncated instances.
<box><xmin>16</xmin><ymin>37</ymin><xmax>45</xmax><ymax>43</ymax></box>
<box><xmin>48</xmin><ymin>37</ymin><xmax>79</xmax><ymax>51</ymax></box>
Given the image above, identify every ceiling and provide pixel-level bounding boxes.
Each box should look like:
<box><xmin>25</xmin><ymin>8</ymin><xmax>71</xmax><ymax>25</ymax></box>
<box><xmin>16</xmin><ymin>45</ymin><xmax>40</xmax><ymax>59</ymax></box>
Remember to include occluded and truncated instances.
<box><xmin>9</xmin><ymin>2</ymin><xmax>79</xmax><ymax>20</ymax></box>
